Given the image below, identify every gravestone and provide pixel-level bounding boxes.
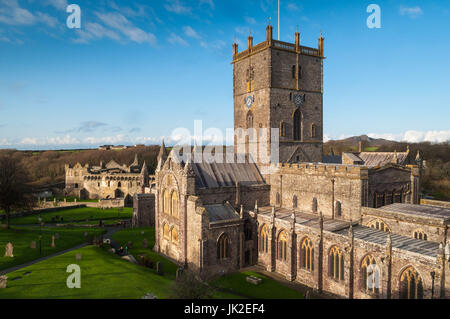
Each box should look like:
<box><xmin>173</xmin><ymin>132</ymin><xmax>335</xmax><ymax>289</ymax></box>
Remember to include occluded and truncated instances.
<box><xmin>305</xmin><ymin>290</ymin><xmax>311</xmax><ymax>299</ymax></box>
<box><xmin>156</xmin><ymin>262</ymin><xmax>164</xmax><ymax>275</ymax></box>
<box><xmin>83</xmin><ymin>232</ymin><xmax>88</xmax><ymax>237</ymax></box>
<box><xmin>30</xmin><ymin>241</ymin><xmax>36</xmax><ymax>249</ymax></box>
<box><xmin>142</xmin><ymin>238</ymin><xmax>148</xmax><ymax>249</ymax></box>
<box><xmin>4</xmin><ymin>243</ymin><xmax>13</xmax><ymax>258</ymax></box>
<box><xmin>76</xmin><ymin>253</ymin><xmax>82</xmax><ymax>261</ymax></box>
<box><xmin>51</xmin><ymin>235</ymin><xmax>56</xmax><ymax>248</ymax></box>
<box><xmin>0</xmin><ymin>276</ymin><xmax>7</xmax><ymax>289</ymax></box>
<box><xmin>141</xmin><ymin>231</ymin><xmax>145</xmax><ymax>235</ymax></box>
<box><xmin>246</xmin><ymin>276</ymin><xmax>262</xmax><ymax>285</ymax></box>
<box><xmin>176</xmin><ymin>268</ymin><xmax>184</xmax><ymax>280</ymax></box>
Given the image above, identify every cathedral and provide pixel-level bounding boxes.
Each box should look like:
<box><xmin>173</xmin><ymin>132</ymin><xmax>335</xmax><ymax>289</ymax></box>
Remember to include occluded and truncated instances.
<box><xmin>133</xmin><ymin>24</ymin><xmax>450</xmax><ymax>299</ymax></box>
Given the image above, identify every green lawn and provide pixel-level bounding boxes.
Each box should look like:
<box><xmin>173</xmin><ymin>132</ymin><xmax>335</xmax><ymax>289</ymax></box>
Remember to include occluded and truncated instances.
<box><xmin>10</xmin><ymin>207</ymin><xmax>132</xmax><ymax>225</ymax></box>
<box><xmin>0</xmin><ymin>246</ymin><xmax>174</xmax><ymax>299</ymax></box>
<box><xmin>212</xmin><ymin>271</ymin><xmax>304</xmax><ymax>299</ymax></box>
<box><xmin>111</xmin><ymin>227</ymin><xmax>178</xmax><ymax>280</ymax></box>
<box><xmin>0</xmin><ymin>226</ymin><xmax>106</xmax><ymax>271</ymax></box>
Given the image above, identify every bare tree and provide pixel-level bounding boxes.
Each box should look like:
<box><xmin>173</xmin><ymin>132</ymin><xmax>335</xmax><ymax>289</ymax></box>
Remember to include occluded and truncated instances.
<box><xmin>0</xmin><ymin>151</ymin><xmax>35</xmax><ymax>229</ymax></box>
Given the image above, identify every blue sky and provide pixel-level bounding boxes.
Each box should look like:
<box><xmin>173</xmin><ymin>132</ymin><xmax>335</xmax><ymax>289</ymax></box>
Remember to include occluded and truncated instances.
<box><xmin>0</xmin><ymin>0</ymin><xmax>449</xmax><ymax>150</ymax></box>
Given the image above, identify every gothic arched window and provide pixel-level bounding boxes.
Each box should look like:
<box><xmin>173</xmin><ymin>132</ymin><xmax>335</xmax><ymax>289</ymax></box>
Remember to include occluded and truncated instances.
<box><xmin>293</xmin><ymin>109</ymin><xmax>301</xmax><ymax>141</ymax></box>
<box><xmin>277</xmin><ymin>231</ymin><xmax>288</xmax><ymax>261</ymax></box>
<box><xmin>400</xmin><ymin>267</ymin><xmax>423</xmax><ymax>299</ymax></box>
<box><xmin>217</xmin><ymin>234</ymin><xmax>230</xmax><ymax>260</ymax></box>
<box><xmin>293</xmin><ymin>195</ymin><xmax>298</xmax><ymax>209</ymax></box>
<box><xmin>163</xmin><ymin>189</ymin><xmax>170</xmax><ymax>214</ymax></box>
<box><xmin>171</xmin><ymin>227</ymin><xmax>179</xmax><ymax>245</ymax></box>
<box><xmin>171</xmin><ymin>191</ymin><xmax>178</xmax><ymax>219</ymax></box>
<box><xmin>312</xmin><ymin>198</ymin><xmax>318</xmax><ymax>213</ymax></box>
<box><xmin>311</xmin><ymin>123</ymin><xmax>317</xmax><ymax>138</ymax></box>
<box><xmin>276</xmin><ymin>192</ymin><xmax>281</xmax><ymax>206</ymax></box>
<box><xmin>247</xmin><ymin>111</ymin><xmax>253</xmax><ymax>129</ymax></box>
<box><xmin>300</xmin><ymin>237</ymin><xmax>314</xmax><ymax>272</ymax></box>
<box><xmin>163</xmin><ymin>223</ymin><xmax>170</xmax><ymax>240</ymax></box>
<box><xmin>413</xmin><ymin>230</ymin><xmax>427</xmax><ymax>241</ymax></box>
<box><xmin>280</xmin><ymin>122</ymin><xmax>286</xmax><ymax>137</ymax></box>
<box><xmin>367</xmin><ymin>219</ymin><xmax>390</xmax><ymax>232</ymax></box>
<box><xmin>335</xmin><ymin>201</ymin><xmax>342</xmax><ymax>217</ymax></box>
<box><xmin>259</xmin><ymin>225</ymin><xmax>269</xmax><ymax>253</ymax></box>
<box><xmin>118</xmin><ymin>181</ymin><xmax>122</xmax><ymax>188</ymax></box>
<box><xmin>361</xmin><ymin>255</ymin><xmax>380</xmax><ymax>294</ymax></box>
<box><xmin>329</xmin><ymin>246</ymin><xmax>344</xmax><ymax>281</ymax></box>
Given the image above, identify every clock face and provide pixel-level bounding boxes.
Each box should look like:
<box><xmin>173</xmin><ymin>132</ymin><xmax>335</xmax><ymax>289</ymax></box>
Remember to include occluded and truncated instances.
<box><xmin>245</xmin><ymin>95</ymin><xmax>254</xmax><ymax>108</ymax></box>
<box><xmin>294</xmin><ymin>94</ymin><xmax>303</xmax><ymax>107</ymax></box>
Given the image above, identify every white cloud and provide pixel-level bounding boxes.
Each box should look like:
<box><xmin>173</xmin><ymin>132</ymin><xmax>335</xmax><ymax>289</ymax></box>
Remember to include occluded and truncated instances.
<box><xmin>287</xmin><ymin>3</ymin><xmax>300</xmax><ymax>11</ymax></box>
<box><xmin>95</xmin><ymin>12</ymin><xmax>156</xmax><ymax>44</ymax></box>
<box><xmin>45</xmin><ymin>0</ymin><xmax>68</xmax><ymax>10</ymax></box>
<box><xmin>0</xmin><ymin>0</ymin><xmax>36</xmax><ymax>25</ymax></box>
<box><xmin>73</xmin><ymin>22</ymin><xmax>122</xmax><ymax>44</ymax></box>
<box><xmin>168</xmin><ymin>32</ymin><xmax>188</xmax><ymax>46</ymax></box>
<box><xmin>164</xmin><ymin>0</ymin><xmax>192</xmax><ymax>15</ymax></box>
<box><xmin>199</xmin><ymin>0</ymin><xmax>215</xmax><ymax>10</ymax></box>
<box><xmin>183</xmin><ymin>26</ymin><xmax>201</xmax><ymax>39</ymax></box>
<box><xmin>368</xmin><ymin>130</ymin><xmax>450</xmax><ymax>143</ymax></box>
<box><xmin>399</xmin><ymin>6</ymin><xmax>423</xmax><ymax>19</ymax></box>
<box><xmin>245</xmin><ymin>16</ymin><xmax>256</xmax><ymax>24</ymax></box>
<box><xmin>36</xmin><ymin>12</ymin><xmax>58</xmax><ymax>28</ymax></box>
<box><xmin>0</xmin><ymin>1</ymin><xmax>59</xmax><ymax>28</ymax></box>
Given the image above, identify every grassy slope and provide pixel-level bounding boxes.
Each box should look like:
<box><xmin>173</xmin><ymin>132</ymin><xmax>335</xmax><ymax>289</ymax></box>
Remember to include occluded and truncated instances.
<box><xmin>10</xmin><ymin>207</ymin><xmax>132</xmax><ymax>225</ymax></box>
<box><xmin>0</xmin><ymin>226</ymin><xmax>105</xmax><ymax>271</ymax></box>
<box><xmin>213</xmin><ymin>271</ymin><xmax>304</xmax><ymax>299</ymax></box>
<box><xmin>0</xmin><ymin>246</ymin><xmax>174</xmax><ymax>299</ymax></box>
<box><xmin>111</xmin><ymin>227</ymin><xmax>178</xmax><ymax>280</ymax></box>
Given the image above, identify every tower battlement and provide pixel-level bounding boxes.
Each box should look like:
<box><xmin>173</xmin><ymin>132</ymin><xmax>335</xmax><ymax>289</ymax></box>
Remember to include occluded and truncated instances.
<box><xmin>232</xmin><ymin>24</ymin><xmax>325</xmax><ymax>64</ymax></box>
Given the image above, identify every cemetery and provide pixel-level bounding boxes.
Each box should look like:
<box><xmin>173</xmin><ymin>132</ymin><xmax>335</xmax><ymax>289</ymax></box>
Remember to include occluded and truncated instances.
<box><xmin>0</xmin><ymin>209</ymin><xmax>305</xmax><ymax>299</ymax></box>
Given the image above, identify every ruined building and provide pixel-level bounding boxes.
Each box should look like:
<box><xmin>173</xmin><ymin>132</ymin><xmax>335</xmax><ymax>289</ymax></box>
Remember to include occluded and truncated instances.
<box><xmin>65</xmin><ymin>154</ymin><xmax>152</xmax><ymax>206</ymax></box>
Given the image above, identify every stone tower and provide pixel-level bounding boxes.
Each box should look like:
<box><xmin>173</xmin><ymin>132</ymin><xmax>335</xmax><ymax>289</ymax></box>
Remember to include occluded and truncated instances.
<box><xmin>232</xmin><ymin>24</ymin><xmax>325</xmax><ymax>172</ymax></box>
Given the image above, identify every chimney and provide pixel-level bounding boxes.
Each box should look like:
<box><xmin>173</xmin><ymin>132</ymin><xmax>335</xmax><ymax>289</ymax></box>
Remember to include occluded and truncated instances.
<box><xmin>266</xmin><ymin>24</ymin><xmax>273</xmax><ymax>45</ymax></box>
<box><xmin>232</xmin><ymin>42</ymin><xmax>238</xmax><ymax>57</ymax></box>
<box><xmin>318</xmin><ymin>34</ymin><xmax>324</xmax><ymax>57</ymax></box>
<box><xmin>358</xmin><ymin>141</ymin><xmax>363</xmax><ymax>153</ymax></box>
<box><xmin>248</xmin><ymin>34</ymin><xmax>253</xmax><ymax>50</ymax></box>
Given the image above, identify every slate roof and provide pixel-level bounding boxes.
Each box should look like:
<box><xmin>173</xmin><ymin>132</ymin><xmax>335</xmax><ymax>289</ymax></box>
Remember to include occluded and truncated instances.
<box><xmin>257</xmin><ymin>206</ymin><xmax>441</xmax><ymax>257</ymax></box>
<box><xmin>379</xmin><ymin>203</ymin><xmax>450</xmax><ymax>221</ymax></box>
<box><xmin>335</xmin><ymin>225</ymin><xmax>440</xmax><ymax>257</ymax></box>
<box><xmin>205</xmin><ymin>203</ymin><xmax>240</xmax><ymax>222</ymax></box>
<box><xmin>257</xmin><ymin>207</ymin><xmax>353</xmax><ymax>232</ymax></box>
<box><xmin>322</xmin><ymin>155</ymin><xmax>342</xmax><ymax>164</ymax></box>
<box><xmin>358</xmin><ymin>152</ymin><xmax>409</xmax><ymax>167</ymax></box>
<box><xmin>190</xmin><ymin>156</ymin><xmax>266</xmax><ymax>189</ymax></box>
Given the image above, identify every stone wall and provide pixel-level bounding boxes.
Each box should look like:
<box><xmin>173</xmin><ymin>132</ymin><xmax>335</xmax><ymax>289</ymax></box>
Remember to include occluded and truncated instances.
<box><xmin>256</xmin><ymin>212</ymin><xmax>449</xmax><ymax>299</ymax></box>
<box><xmin>421</xmin><ymin>199</ymin><xmax>450</xmax><ymax>209</ymax></box>
<box><xmin>361</xmin><ymin>207</ymin><xmax>448</xmax><ymax>243</ymax></box>
<box><xmin>269</xmin><ymin>164</ymin><xmax>365</xmax><ymax>220</ymax></box>
<box><xmin>132</xmin><ymin>193</ymin><xmax>155</xmax><ymax>227</ymax></box>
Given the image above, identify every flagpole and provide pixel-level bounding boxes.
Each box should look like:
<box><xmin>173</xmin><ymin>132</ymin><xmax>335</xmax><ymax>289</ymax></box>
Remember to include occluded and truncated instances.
<box><xmin>278</xmin><ymin>0</ymin><xmax>280</xmax><ymax>40</ymax></box>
